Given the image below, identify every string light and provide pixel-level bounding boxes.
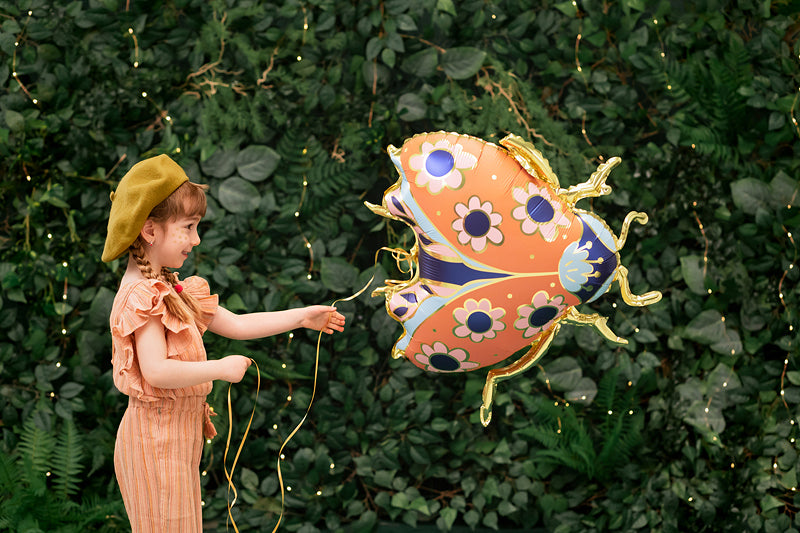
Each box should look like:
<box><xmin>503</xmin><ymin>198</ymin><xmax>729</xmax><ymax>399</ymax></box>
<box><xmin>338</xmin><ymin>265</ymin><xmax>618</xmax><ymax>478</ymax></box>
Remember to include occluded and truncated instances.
<box><xmin>10</xmin><ymin>10</ymin><xmax>38</xmax><ymax>106</ymax></box>
<box><xmin>127</xmin><ymin>27</ymin><xmax>140</xmax><ymax>68</ymax></box>
<box><xmin>652</xmin><ymin>16</ymin><xmax>672</xmax><ymax>92</ymax></box>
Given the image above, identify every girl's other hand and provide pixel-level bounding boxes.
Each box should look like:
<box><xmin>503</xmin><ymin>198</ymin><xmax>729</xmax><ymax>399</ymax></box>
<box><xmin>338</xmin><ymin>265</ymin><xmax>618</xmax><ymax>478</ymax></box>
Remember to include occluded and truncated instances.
<box><xmin>220</xmin><ymin>355</ymin><xmax>252</xmax><ymax>383</ymax></box>
<box><xmin>302</xmin><ymin>305</ymin><xmax>346</xmax><ymax>334</ymax></box>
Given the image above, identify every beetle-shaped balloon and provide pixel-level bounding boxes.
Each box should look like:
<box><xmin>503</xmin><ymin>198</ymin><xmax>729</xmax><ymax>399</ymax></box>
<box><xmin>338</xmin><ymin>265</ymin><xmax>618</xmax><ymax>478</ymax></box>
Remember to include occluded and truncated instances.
<box><xmin>366</xmin><ymin>131</ymin><xmax>661</xmax><ymax>426</ymax></box>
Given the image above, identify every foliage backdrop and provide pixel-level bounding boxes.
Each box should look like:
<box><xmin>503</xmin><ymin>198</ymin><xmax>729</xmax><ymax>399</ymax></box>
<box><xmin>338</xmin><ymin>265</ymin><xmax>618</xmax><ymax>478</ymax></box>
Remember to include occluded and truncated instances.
<box><xmin>1</xmin><ymin>0</ymin><xmax>799</xmax><ymax>531</ymax></box>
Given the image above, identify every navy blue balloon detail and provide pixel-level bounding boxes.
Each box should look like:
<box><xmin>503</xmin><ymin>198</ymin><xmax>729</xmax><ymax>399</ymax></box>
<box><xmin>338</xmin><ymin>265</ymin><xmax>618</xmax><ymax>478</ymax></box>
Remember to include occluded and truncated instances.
<box><xmin>529</xmin><ymin>306</ymin><xmax>558</xmax><ymax>327</ymax></box>
<box><xmin>401</xmin><ymin>293</ymin><xmax>418</xmax><ymax>303</ymax></box>
<box><xmin>425</xmin><ymin>150</ymin><xmax>455</xmax><ymax>177</ymax></box>
<box><xmin>419</xmin><ymin>233</ymin><xmax>433</xmax><ymax>246</ymax></box>
<box><xmin>526</xmin><ymin>195</ymin><xmax>554</xmax><ymax>223</ymax></box>
<box><xmin>394</xmin><ymin>306</ymin><xmax>408</xmax><ymax>317</ymax></box>
<box><xmin>464</xmin><ymin>210</ymin><xmax>491</xmax><ymax>237</ymax></box>
<box><xmin>571</xmin><ymin>218</ymin><xmax>619</xmax><ymax>303</ymax></box>
<box><xmin>430</xmin><ymin>353</ymin><xmax>460</xmax><ymax>371</ymax></box>
<box><xmin>467</xmin><ymin>311</ymin><xmax>492</xmax><ymax>333</ymax></box>
<box><xmin>418</xmin><ymin>248</ymin><xmax>508</xmax><ymax>286</ymax></box>
<box><xmin>391</xmin><ymin>196</ymin><xmax>407</xmax><ymax>214</ymax></box>
<box><xmin>420</xmin><ymin>284</ymin><xmax>433</xmax><ymax>294</ymax></box>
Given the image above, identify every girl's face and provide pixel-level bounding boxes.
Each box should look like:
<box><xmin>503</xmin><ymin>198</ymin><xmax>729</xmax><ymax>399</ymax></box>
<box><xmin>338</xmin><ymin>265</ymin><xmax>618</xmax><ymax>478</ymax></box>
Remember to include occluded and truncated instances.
<box><xmin>151</xmin><ymin>215</ymin><xmax>202</xmax><ymax>269</ymax></box>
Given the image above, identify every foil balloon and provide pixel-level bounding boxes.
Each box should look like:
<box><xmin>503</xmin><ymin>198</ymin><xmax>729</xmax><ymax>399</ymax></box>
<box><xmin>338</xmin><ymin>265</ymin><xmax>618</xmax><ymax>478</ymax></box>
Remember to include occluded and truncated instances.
<box><xmin>366</xmin><ymin>131</ymin><xmax>662</xmax><ymax>426</ymax></box>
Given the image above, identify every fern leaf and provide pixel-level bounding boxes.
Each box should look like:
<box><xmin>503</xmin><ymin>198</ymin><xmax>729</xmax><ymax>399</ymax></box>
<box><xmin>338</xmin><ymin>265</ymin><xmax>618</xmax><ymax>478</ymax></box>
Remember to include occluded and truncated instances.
<box><xmin>52</xmin><ymin>418</ymin><xmax>84</xmax><ymax>498</ymax></box>
<box><xmin>18</xmin><ymin>412</ymin><xmax>56</xmax><ymax>483</ymax></box>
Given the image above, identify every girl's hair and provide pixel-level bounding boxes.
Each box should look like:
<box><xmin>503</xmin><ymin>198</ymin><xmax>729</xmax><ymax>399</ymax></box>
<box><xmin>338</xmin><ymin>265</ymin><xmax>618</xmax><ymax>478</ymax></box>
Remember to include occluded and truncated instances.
<box><xmin>129</xmin><ymin>181</ymin><xmax>209</xmax><ymax>325</ymax></box>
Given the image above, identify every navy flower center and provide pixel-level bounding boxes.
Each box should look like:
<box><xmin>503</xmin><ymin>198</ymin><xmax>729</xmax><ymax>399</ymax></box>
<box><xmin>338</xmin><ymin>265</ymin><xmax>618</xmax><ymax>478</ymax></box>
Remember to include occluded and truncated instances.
<box><xmin>425</xmin><ymin>150</ymin><xmax>455</xmax><ymax>177</ymax></box>
<box><xmin>529</xmin><ymin>306</ymin><xmax>558</xmax><ymax>327</ymax></box>
<box><xmin>526</xmin><ymin>195</ymin><xmax>554</xmax><ymax>223</ymax></box>
<box><xmin>466</xmin><ymin>311</ymin><xmax>492</xmax><ymax>333</ymax></box>
<box><xmin>464</xmin><ymin>210</ymin><xmax>491</xmax><ymax>237</ymax></box>
<box><xmin>430</xmin><ymin>353</ymin><xmax>460</xmax><ymax>371</ymax></box>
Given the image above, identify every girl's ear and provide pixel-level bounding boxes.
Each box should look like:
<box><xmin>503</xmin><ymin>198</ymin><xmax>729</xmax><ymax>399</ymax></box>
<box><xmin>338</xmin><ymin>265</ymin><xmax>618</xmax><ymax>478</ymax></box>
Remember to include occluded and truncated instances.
<box><xmin>140</xmin><ymin>219</ymin><xmax>156</xmax><ymax>245</ymax></box>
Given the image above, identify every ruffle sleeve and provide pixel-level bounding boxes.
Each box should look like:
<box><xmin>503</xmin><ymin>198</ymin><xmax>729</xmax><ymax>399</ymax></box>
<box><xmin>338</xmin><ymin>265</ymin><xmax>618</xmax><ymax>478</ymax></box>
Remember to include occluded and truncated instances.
<box><xmin>112</xmin><ymin>279</ymin><xmax>184</xmax><ymax>338</ymax></box>
<box><xmin>110</xmin><ymin>278</ymin><xmax>202</xmax><ymax>399</ymax></box>
<box><xmin>180</xmin><ymin>276</ymin><xmax>219</xmax><ymax>334</ymax></box>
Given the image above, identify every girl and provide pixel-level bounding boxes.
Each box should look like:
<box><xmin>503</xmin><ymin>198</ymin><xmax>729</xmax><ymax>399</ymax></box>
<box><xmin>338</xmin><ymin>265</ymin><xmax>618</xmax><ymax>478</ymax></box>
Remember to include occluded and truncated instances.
<box><xmin>102</xmin><ymin>154</ymin><xmax>345</xmax><ymax>532</ymax></box>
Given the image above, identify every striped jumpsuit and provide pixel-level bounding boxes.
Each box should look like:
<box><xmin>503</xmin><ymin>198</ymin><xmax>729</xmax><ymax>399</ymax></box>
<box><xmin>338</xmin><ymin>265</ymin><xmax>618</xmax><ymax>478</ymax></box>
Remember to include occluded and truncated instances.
<box><xmin>110</xmin><ymin>276</ymin><xmax>219</xmax><ymax>532</ymax></box>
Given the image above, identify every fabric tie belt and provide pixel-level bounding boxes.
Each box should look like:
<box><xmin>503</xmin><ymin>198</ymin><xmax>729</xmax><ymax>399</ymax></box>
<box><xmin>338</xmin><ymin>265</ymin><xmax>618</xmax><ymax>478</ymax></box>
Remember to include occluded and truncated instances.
<box><xmin>128</xmin><ymin>395</ymin><xmax>217</xmax><ymax>439</ymax></box>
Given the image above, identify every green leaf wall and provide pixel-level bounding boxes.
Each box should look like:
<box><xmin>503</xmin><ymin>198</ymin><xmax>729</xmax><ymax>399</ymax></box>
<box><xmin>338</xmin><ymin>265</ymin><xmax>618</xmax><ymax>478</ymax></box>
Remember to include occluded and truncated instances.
<box><xmin>1</xmin><ymin>0</ymin><xmax>799</xmax><ymax>531</ymax></box>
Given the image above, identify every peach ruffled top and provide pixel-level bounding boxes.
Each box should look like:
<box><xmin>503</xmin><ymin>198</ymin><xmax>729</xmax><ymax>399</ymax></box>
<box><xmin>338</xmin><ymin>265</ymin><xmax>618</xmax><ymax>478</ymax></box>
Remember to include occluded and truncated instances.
<box><xmin>109</xmin><ymin>276</ymin><xmax>219</xmax><ymax>401</ymax></box>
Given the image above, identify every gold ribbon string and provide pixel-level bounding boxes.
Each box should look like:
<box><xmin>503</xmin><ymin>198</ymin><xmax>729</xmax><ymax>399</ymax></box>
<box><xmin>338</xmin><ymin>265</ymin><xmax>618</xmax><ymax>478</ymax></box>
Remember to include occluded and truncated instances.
<box><xmin>270</xmin><ymin>245</ymin><xmax>413</xmax><ymax>532</ymax></box>
<box><xmin>224</xmin><ymin>357</ymin><xmax>261</xmax><ymax>533</ymax></box>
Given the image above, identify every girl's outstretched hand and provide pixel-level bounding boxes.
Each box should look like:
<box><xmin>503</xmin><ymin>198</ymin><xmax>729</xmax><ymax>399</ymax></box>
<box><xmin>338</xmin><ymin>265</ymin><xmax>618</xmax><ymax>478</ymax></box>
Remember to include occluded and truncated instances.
<box><xmin>302</xmin><ymin>305</ymin><xmax>346</xmax><ymax>334</ymax></box>
<box><xmin>220</xmin><ymin>355</ymin><xmax>252</xmax><ymax>383</ymax></box>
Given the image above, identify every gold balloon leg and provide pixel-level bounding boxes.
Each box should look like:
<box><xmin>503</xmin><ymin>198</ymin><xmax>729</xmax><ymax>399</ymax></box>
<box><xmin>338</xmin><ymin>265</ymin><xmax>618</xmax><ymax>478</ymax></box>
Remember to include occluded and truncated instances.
<box><xmin>480</xmin><ymin>325</ymin><xmax>560</xmax><ymax>427</ymax></box>
<box><xmin>560</xmin><ymin>157</ymin><xmax>620</xmax><ymax>205</ymax></box>
<box><xmin>616</xmin><ymin>266</ymin><xmax>663</xmax><ymax>307</ymax></box>
<box><xmin>562</xmin><ymin>307</ymin><xmax>628</xmax><ymax>345</ymax></box>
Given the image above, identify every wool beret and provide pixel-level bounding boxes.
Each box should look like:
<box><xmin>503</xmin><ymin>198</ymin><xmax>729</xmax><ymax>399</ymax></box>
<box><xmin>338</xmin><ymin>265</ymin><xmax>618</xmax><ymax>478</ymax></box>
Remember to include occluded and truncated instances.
<box><xmin>101</xmin><ymin>154</ymin><xmax>188</xmax><ymax>262</ymax></box>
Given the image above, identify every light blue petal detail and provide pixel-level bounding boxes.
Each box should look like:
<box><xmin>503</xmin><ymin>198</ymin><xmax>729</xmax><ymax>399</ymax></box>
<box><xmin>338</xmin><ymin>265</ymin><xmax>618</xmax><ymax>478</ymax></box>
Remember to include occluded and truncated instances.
<box><xmin>576</xmin><ymin>210</ymin><xmax>617</xmax><ymax>252</ymax></box>
<box><xmin>558</xmin><ymin>242</ymin><xmax>594</xmax><ymax>293</ymax></box>
<box><xmin>585</xmin><ymin>273</ymin><xmax>615</xmax><ymax>303</ymax></box>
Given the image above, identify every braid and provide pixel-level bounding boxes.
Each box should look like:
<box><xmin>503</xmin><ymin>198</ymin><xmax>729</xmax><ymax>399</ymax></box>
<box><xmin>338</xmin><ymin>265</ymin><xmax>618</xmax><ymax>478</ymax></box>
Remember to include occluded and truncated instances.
<box><xmin>129</xmin><ymin>238</ymin><xmax>204</xmax><ymax>325</ymax></box>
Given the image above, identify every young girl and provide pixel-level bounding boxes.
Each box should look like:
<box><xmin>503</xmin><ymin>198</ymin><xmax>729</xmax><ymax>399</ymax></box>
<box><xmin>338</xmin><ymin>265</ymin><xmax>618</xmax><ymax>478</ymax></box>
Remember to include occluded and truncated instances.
<box><xmin>102</xmin><ymin>154</ymin><xmax>345</xmax><ymax>532</ymax></box>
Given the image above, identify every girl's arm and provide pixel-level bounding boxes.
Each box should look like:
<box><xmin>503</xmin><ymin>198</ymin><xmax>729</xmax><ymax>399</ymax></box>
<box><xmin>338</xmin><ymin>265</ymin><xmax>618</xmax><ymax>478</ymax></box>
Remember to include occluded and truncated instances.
<box><xmin>207</xmin><ymin>305</ymin><xmax>346</xmax><ymax>341</ymax></box>
<box><xmin>135</xmin><ymin>316</ymin><xmax>250</xmax><ymax>389</ymax></box>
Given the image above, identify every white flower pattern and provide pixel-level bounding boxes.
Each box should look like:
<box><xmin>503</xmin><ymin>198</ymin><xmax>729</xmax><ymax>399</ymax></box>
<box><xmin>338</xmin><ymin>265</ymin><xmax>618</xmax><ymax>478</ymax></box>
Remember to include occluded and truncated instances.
<box><xmin>511</xmin><ymin>183</ymin><xmax>570</xmax><ymax>241</ymax></box>
<box><xmin>453</xmin><ymin>298</ymin><xmax>506</xmax><ymax>342</ymax></box>
<box><xmin>515</xmin><ymin>291</ymin><xmax>567</xmax><ymax>338</ymax></box>
<box><xmin>414</xmin><ymin>341</ymin><xmax>481</xmax><ymax>372</ymax></box>
<box><xmin>451</xmin><ymin>196</ymin><xmax>503</xmax><ymax>252</ymax></box>
<box><xmin>408</xmin><ymin>140</ymin><xmax>478</xmax><ymax>194</ymax></box>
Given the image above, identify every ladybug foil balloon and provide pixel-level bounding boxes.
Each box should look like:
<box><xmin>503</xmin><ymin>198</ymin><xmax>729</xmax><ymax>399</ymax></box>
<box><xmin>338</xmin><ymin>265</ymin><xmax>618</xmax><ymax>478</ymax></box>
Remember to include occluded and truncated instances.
<box><xmin>366</xmin><ymin>131</ymin><xmax>662</xmax><ymax>426</ymax></box>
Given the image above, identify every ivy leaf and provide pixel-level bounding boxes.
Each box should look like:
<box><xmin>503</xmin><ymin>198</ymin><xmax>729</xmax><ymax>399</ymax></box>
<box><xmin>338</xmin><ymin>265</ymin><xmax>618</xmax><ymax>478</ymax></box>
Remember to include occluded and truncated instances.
<box><xmin>731</xmin><ymin>178</ymin><xmax>772</xmax><ymax>215</ymax></box>
<box><xmin>680</xmin><ymin>255</ymin><xmax>707</xmax><ymax>295</ymax></box>
<box><xmin>401</xmin><ymin>48</ymin><xmax>438</xmax><ymax>78</ymax></box>
<box><xmin>201</xmin><ymin>149</ymin><xmax>237</xmax><ymax>178</ymax></box>
<box><xmin>236</xmin><ymin>145</ymin><xmax>280</xmax><ymax>182</ymax></box>
<box><xmin>320</xmin><ymin>257</ymin><xmax>358</xmax><ymax>293</ymax></box>
<box><xmin>441</xmin><ymin>47</ymin><xmax>486</xmax><ymax>80</ymax></box>
<box><xmin>396</xmin><ymin>93</ymin><xmax>426</xmax><ymax>122</ymax></box>
<box><xmin>683</xmin><ymin>309</ymin><xmax>725</xmax><ymax>345</ymax></box>
<box><xmin>217</xmin><ymin>177</ymin><xmax>261</xmax><ymax>213</ymax></box>
<box><xmin>540</xmin><ymin>357</ymin><xmax>582</xmax><ymax>391</ymax></box>
<box><xmin>4</xmin><ymin>109</ymin><xmax>24</xmax><ymax>132</ymax></box>
<box><xmin>566</xmin><ymin>377</ymin><xmax>598</xmax><ymax>404</ymax></box>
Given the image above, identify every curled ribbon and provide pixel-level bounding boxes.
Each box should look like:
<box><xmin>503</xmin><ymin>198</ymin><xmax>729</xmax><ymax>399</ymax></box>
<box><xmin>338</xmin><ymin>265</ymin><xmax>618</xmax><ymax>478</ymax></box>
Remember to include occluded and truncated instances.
<box><xmin>224</xmin><ymin>358</ymin><xmax>260</xmax><ymax>533</ymax></box>
<box><xmin>270</xmin><ymin>246</ymin><xmax>411</xmax><ymax>532</ymax></box>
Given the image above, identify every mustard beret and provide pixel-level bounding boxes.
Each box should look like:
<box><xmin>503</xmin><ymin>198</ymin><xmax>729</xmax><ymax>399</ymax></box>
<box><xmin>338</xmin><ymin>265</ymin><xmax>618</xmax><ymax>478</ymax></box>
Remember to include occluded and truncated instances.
<box><xmin>101</xmin><ymin>154</ymin><xmax>188</xmax><ymax>262</ymax></box>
